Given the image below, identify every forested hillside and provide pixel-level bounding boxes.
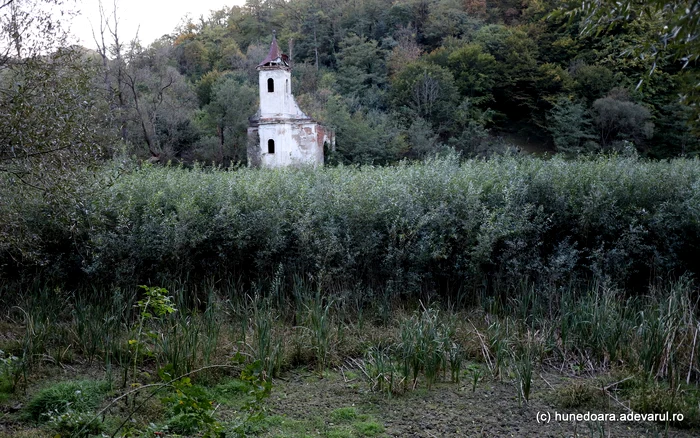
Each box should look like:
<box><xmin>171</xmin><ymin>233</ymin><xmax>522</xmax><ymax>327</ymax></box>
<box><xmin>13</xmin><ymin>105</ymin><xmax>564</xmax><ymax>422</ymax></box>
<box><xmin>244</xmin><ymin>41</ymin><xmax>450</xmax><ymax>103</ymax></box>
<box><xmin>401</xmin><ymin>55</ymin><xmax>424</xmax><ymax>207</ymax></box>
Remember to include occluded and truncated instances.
<box><xmin>135</xmin><ymin>0</ymin><xmax>700</xmax><ymax>160</ymax></box>
<box><xmin>16</xmin><ymin>0</ymin><xmax>700</xmax><ymax>168</ymax></box>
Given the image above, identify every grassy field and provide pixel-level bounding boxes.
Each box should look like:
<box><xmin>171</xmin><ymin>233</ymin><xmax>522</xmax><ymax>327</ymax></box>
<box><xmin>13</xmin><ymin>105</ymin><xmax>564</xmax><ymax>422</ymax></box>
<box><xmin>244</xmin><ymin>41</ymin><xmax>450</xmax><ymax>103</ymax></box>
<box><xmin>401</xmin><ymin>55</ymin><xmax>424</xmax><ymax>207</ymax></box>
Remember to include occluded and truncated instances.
<box><xmin>1</xmin><ymin>279</ymin><xmax>699</xmax><ymax>437</ymax></box>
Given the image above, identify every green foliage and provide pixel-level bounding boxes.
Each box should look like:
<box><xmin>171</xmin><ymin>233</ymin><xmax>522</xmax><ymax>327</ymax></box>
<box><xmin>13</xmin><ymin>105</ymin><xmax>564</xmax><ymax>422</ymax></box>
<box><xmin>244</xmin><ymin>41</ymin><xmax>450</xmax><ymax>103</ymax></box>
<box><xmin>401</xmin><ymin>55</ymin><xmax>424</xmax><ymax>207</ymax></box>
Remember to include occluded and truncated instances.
<box><xmin>137</xmin><ymin>285</ymin><xmax>177</xmax><ymax>319</ymax></box>
<box><xmin>591</xmin><ymin>90</ymin><xmax>654</xmax><ymax>148</ymax></box>
<box><xmin>197</xmin><ymin>72</ymin><xmax>257</xmax><ymax>163</ymax></box>
<box><xmin>397</xmin><ymin>307</ymin><xmax>450</xmax><ymax>389</ymax></box>
<box><xmin>547</xmin><ymin>97</ymin><xmax>596</xmax><ymax>154</ymax></box>
<box><xmin>45</xmin><ymin>408</ymin><xmax>105</xmax><ymax>437</ymax></box>
<box><xmin>4</xmin><ymin>0</ymin><xmax>700</xmax><ymax>172</ymax></box>
<box><xmin>405</xmin><ymin>117</ymin><xmax>443</xmax><ymax>158</ymax></box>
<box><xmin>299</xmin><ymin>290</ymin><xmax>335</xmax><ymax>374</ymax></box>
<box><xmin>248</xmin><ymin>295</ymin><xmax>284</xmax><ymax>379</ymax></box>
<box><xmin>0</xmin><ymin>0</ymin><xmax>108</xmax><ymax>192</ymax></box>
<box><xmin>162</xmin><ymin>375</ymin><xmax>223</xmax><ymax>437</ymax></box>
<box><xmin>0</xmin><ymin>350</ymin><xmax>18</xmax><ymax>402</ymax></box>
<box><xmin>130</xmin><ymin>286</ymin><xmax>177</xmax><ymax>378</ymax></box>
<box><xmin>335</xmin><ymin>34</ymin><xmax>388</xmax><ymax>102</ymax></box>
<box><xmin>330</xmin><ymin>407</ymin><xmax>358</xmax><ymax>422</ymax></box>
<box><xmin>353</xmin><ymin>420</ymin><xmax>385</xmax><ymax>436</ymax></box>
<box><xmin>324</xmin><ymin>96</ymin><xmax>404</xmax><ymax>164</ymax></box>
<box><xmin>390</xmin><ymin>61</ymin><xmax>459</xmax><ymax>128</ymax></box>
<box><xmin>23</xmin><ymin>379</ymin><xmax>109</xmax><ymax>422</ymax></box>
<box><xmin>472</xmin><ymin>24</ymin><xmax>539</xmax><ymax>117</ymax></box>
<box><xmin>563</xmin><ymin>0</ymin><xmax>700</xmax><ymax>65</ymax></box>
<box><xmin>364</xmin><ymin>345</ymin><xmax>399</xmax><ymax>395</ymax></box>
<box><xmin>514</xmin><ymin>336</ymin><xmax>535</xmax><ymax>404</ymax></box>
<box><xmin>447</xmin><ymin>43</ymin><xmax>497</xmax><ymax>98</ymax></box>
<box><xmin>359</xmin><ymin>306</ymin><xmax>464</xmax><ymax>394</ymax></box>
<box><xmin>230</xmin><ymin>360</ymin><xmax>273</xmax><ymax>437</ymax></box>
<box><xmin>6</xmin><ymin>154</ymin><xmax>700</xmax><ymax>304</ymax></box>
<box><xmin>468</xmin><ymin>364</ymin><xmax>483</xmax><ymax>392</ymax></box>
<box><xmin>560</xmin><ymin>287</ymin><xmax>633</xmax><ymax>362</ymax></box>
<box><xmin>571</xmin><ymin>64</ymin><xmax>617</xmax><ymax>104</ymax></box>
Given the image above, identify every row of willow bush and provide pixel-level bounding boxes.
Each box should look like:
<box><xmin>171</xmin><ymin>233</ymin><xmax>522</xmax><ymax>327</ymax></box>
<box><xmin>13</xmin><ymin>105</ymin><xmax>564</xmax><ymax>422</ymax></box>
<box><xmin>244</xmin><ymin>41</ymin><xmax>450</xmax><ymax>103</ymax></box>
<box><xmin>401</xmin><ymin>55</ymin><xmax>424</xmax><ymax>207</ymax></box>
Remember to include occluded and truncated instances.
<box><xmin>2</xmin><ymin>154</ymin><xmax>700</xmax><ymax>300</ymax></box>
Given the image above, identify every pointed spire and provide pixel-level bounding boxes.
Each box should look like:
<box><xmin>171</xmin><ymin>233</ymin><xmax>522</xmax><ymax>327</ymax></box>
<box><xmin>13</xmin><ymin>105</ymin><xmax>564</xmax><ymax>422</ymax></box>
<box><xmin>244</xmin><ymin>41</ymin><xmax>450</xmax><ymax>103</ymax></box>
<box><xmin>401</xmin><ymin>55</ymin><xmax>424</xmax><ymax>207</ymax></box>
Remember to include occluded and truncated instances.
<box><xmin>258</xmin><ymin>30</ymin><xmax>288</xmax><ymax>68</ymax></box>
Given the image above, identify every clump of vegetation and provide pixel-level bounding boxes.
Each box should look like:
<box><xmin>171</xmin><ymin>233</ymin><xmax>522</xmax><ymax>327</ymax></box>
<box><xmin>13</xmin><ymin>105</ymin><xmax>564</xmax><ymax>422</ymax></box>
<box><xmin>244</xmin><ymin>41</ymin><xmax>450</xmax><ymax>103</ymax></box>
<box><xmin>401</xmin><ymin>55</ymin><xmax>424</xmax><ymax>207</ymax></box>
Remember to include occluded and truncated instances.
<box><xmin>45</xmin><ymin>408</ymin><xmax>105</xmax><ymax>437</ymax></box>
<box><xmin>23</xmin><ymin>379</ymin><xmax>109</xmax><ymax>422</ymax></box>
<box><xmin>331</xmin><ymin>407</ymin><xmax>359</xmax><ymax>423</ymax></box>
<box><xmin>0</xmin><ymin>350</ymin><xmax>18</xmax><ymax>401</ymax></box>
<box><xmin>355</xmin><ymin>306</ymin><xmax>465</xmax><ymax>394</ymax></box>
<box><xmin>353</xmin><ymin>420</ymin><xmax>385</xmax><ymax>437</ymax></box>
<box><xmin>621</xmin><ymin>376</ymin><xmax>700</xmax><ymax>428</ymax></box>
<box><xmin>7</xmin><ymin>154</ymin><xmax>700</xmax><ymax>306</ymax></box>
<box><xmin>161</xmin><ymin>375</ymin><xmax>223</xmax><ymax>437</ymax></box>
<box><xmin>555</xmin><ymin>381</ymin><xmax>607</xmax><ymax>409</ymax></box>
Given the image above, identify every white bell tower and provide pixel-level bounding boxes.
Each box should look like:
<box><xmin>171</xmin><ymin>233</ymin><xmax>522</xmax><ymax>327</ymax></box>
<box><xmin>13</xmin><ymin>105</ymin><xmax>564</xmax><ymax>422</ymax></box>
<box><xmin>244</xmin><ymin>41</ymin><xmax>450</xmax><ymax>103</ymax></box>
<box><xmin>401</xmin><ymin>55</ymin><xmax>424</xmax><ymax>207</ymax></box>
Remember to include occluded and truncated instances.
<box><xmin>247</xmin><ymin>31</ymin><xmax>333</xmax><ymax>168</ymax></box>
<box><xmin>257</xmin><ymin>31</ymin><xmax>296</xmax><ymax>119</ymax></box>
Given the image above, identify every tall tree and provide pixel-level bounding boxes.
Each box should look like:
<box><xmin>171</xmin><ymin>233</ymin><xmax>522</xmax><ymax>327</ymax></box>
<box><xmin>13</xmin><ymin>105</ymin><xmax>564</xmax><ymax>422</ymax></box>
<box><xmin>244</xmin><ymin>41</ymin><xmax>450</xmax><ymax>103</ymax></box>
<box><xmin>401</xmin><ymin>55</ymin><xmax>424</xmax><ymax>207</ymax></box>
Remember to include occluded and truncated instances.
<box><xmin>122</xmin><ymin>40</ymin><xmax>198</xmax><ymax>160</ymax></box>
<box><xmin>199</xmin><ymin>73</ymin><xmax>257</xmax><ymax>163</ymax></box>
<box><xmin>390</xmin><ymin>61</ymin><xmax>459</xmax><ymax>130</ymax></box>
<box><xmin>0</xmin><ymin>0</ymin><xmax>106</xmax><ymax>189</ymax></box>
<box><xmin>335</xmin><ymin>34</ymin><xmax>388</xmax><ymax>105</ymax></box>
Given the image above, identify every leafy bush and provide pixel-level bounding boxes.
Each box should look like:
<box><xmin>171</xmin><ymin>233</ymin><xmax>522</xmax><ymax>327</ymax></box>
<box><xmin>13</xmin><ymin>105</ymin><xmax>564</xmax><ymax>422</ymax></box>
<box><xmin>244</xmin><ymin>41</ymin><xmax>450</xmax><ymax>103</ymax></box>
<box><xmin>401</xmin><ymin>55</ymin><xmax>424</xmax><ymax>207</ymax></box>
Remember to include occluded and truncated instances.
<box><xmin>162</xmin><ymin>377</ymin><xmax>222</xmax><ymax>436</ymax></box>
<box><xmin>45</xmin><ymin>408</ymin><xmax>105</xmax><ymax>437</ymax></box>
<box><xmin>4</xmin><ymin>154</ymin><xmax>700</xmax><ymax>301</ymax></box>
<box><xmin>0</xmin><ymin>350</ymin><xmax>18</xmax><ymax>401</ymax></box>
<box><xmin>23</xmin><ymin>379</ymin><xmax>109</xmax><ymax>422</ymax></box>
<box><xmin>592</xmin><ymin>90</ymin><xmax>654</xmax><ymax>148</ymax></box>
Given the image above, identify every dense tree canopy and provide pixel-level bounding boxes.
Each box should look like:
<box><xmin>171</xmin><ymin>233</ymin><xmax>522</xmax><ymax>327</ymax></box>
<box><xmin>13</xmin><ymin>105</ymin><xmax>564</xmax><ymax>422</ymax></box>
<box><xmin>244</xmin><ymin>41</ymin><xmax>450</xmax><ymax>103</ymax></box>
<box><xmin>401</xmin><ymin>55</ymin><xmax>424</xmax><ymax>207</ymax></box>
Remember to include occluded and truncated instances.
<box><xmin>1</xmin><ymin>0</ymin><xmax>699</xmax><ymax>171</ymax></box>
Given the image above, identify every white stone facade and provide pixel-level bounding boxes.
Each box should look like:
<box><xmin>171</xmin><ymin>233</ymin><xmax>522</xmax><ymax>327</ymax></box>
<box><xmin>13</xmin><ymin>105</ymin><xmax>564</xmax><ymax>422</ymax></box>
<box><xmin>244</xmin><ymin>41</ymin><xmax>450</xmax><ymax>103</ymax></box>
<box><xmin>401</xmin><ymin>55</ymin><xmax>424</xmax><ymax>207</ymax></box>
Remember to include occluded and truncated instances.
<box><xmin>248</xmin><ymin>35</ymin><xmax>333</xmax><ymax>168</ymax></box>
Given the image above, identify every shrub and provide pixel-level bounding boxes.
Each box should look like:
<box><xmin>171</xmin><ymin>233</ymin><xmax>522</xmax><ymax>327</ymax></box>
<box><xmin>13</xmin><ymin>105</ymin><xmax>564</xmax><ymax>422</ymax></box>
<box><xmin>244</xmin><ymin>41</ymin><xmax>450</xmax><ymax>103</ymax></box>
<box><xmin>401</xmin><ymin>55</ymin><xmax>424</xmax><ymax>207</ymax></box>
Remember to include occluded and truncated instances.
<box><xmin>4</xmin><ymin>154</ymin><xmax>700</xmax><ymax>301</ymax></box>
<box><xmin>592</xmin><ymin>90</ymin><xmax>654</xmax><ymax>148</ymax></box>
<box><xmin>23</xmin><ymin>379</ymin><xmax>109</xmax><ymax>422</ymax></box>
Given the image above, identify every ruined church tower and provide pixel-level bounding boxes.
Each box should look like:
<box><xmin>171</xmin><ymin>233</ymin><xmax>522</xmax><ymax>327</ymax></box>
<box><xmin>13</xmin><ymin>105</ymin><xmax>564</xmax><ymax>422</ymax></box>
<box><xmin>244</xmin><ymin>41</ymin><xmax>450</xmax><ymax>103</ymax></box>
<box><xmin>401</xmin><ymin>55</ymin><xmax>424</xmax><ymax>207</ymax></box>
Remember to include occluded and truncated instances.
<box><xmin>247</xmin><ymin>32</ymin><xmax>333</xmax><ymax>168</ymax></box>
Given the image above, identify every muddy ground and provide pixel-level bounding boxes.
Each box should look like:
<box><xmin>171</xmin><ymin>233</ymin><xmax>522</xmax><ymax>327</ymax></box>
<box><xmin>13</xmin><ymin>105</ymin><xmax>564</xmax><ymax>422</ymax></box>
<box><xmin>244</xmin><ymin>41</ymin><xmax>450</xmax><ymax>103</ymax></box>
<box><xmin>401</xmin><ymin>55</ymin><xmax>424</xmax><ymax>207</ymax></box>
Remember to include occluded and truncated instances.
<box><xmin>260</xmin><ymin>368</ymin><xmax>696</xmax><ymax>438</ymax></box>
<box><xmin>1</xmin><ymin>360</ymin><xmax>697</xmax><ymax>437</ymax></box>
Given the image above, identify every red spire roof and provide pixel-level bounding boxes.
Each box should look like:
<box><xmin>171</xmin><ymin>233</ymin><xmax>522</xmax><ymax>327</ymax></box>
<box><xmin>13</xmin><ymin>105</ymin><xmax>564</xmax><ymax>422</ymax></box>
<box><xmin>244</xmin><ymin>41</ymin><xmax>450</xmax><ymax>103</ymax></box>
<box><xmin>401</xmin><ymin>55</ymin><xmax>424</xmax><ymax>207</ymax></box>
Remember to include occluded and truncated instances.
<box><xmin>258</xmin><ymin>31</ymin><xmax>289</xmax><ymax>67</ymax></box>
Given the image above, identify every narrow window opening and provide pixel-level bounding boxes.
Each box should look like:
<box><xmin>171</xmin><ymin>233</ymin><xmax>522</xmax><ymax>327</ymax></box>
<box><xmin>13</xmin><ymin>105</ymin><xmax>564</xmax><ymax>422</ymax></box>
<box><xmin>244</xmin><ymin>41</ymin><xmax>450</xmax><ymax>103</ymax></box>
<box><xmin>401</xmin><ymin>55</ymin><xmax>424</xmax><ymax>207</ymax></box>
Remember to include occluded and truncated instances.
<box><xmin>267</xmin><ymin>78</ymin><xmax>274</xmax><ymax>92</ymax></box>
<box><xmin>268</xmin><ymin>139</ymin><xmax>275</xmax><ymax>154</ymax></box>
<box><xmin>286</xmin><ymin>79</ymin><xmax>289</xmax><ymax>94</ymax></box>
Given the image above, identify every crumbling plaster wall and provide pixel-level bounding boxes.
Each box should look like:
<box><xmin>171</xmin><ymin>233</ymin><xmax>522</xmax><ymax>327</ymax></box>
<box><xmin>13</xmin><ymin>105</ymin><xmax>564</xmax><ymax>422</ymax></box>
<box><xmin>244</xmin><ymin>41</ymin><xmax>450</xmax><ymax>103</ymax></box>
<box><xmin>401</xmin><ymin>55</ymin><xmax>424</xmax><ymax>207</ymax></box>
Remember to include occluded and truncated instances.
<box><xmin>258</xmin><ymin>121</ymin><xmax>324</xmax><ymax>167</ymax></box>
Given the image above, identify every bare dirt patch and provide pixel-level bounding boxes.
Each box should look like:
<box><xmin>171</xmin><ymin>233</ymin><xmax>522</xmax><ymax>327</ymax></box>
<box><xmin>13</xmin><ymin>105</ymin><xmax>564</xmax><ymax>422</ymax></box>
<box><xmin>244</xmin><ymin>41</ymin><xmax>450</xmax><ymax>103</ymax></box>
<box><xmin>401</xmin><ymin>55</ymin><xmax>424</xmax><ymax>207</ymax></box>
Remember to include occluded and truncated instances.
<box><xmin>262</xmin><ymin>369</ymin><xmax>697</xmax><ymax>438</ymax></box>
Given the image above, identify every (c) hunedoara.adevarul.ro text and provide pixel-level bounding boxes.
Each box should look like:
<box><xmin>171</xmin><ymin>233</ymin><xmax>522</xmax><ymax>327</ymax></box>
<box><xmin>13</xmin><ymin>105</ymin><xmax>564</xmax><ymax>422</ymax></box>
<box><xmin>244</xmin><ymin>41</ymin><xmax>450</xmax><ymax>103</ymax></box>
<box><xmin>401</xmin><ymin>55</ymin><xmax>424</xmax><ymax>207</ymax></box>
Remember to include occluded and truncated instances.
<box><xmin>536</xmin><ymin>411</ymin><xmax>684</xmax><ymax>424</ymax></box>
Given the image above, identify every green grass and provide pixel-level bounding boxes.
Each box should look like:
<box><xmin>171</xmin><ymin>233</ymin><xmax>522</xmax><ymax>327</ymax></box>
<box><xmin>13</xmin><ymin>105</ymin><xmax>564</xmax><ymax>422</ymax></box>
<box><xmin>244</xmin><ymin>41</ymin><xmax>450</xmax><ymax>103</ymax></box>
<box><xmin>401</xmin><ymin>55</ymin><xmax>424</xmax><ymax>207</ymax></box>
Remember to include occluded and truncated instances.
<box><xmin>23</xmin><ymin>379</ymin><xmax>110</xmax><ymax>422</ymax></box>
<box><xmin>554</xmin><ymin>380</ymin><xmax>607</xmax><ymax>409</ymax></box>
<box><xmin>327</xmin><ymin>428</ymin><xmax>355</xmax><ymax>438</ymax></box>
<box><xmin>251</xmin><ymin>407</ymin><xmax>385</xmax><ymax>438</ymax></box>
<box><xmin>213</xmin><ymin>377</ymin><xmax>250</xmax><ymax>396</ymax></box>
<box><xmin>353</xmin><ymin>421</ymin><xmax>385</xmax><ymax>437</ymax></box>
<box><xmin>331</xmin><ymin>407</ymin><xmax>358</xmax><ymax>422</ymax></box>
